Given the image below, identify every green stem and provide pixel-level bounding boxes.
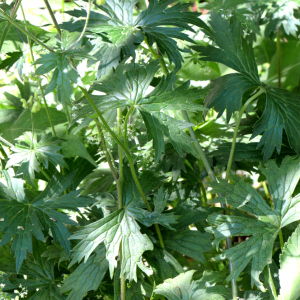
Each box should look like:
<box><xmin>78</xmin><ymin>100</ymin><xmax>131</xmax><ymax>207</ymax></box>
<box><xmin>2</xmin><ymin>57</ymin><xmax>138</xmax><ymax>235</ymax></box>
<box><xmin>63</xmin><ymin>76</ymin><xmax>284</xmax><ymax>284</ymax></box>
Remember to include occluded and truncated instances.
<box><xmin>38</xmin><ymin>165</ymin><xmax>51</xmax><ymax>181</ymax></box>
<box><xmin>0</xmin><ymin>136</ymin><xmax>14</xmax><ymax>148</ymax></box>
<box><xmin>20</xmin><ymin>5</ymin><xmax>57</xmax><ymax>137</ymax></box>
<box><xmin>0</xmin><ymin>8</ymin><xmax>55</xmax><ymax>53</ymax></box>
<box><xmin>182</xmin><ymin>110</ymin><xmax>238</xmax><ymax>300</ymax></box>
<box><xmin>61</xmin><ymin>0</ymin><xmax>65</xmax><ymax>21</ymax></box>
<box><xmin>31</xmin><ymin>111</ymin><xmax>34</xmax><ymax>149</ymax></box>
<box><xmin>117</xmin><ymin>108</ymin><xmax>126</xmax><ymax>300</ymax></box>
<box><xmin>225</xmin><ymin>87</ymin><xmax>265</xmax><ymax>181</ymax></box>
<box><xmin>200</xmin><ymin>181</ymin><xmax>207</xmax><ymax>207</ymax></box>
<box><xmin>0</xmin><ymin>144</ymin><xmax>8</xmax><ymax>159</ymax></box>
<box><xmin>0</xmin><ymin>0</ymin><xmax>22</xmax><ymax>52</ymax></box>
<box><xmin>96</xmin><ymin>120</ymin><xmax>118</xmax><ymax>180</ymax></box>
<box><xmin>117</xmin><ymin>108</ymin><xmax>124</xmax><ymax>210</ymax></box>
<box><xmin>264</xmin><ymin>265</ymin><xmax>277</xmax><ymax>299</ymax></box>
<box><xmin>124</xmin><ymin>106</ymin><xmax>135</xmax><ymax>150</ymax></box>
<box><xmin>79</xmin><ymin>86</ymin><xmax>165</xmax><ymax>249</ymax></box>
<box><xmin>43</xmin><ymin>0</ymin><xmax>62</xmax><ymax>39</ymax></box>
<box><xmin>277</xmin><ymin>27</ymin><xmax>281</xmax><ymax>88</ymax></box>
<box><xmin>63</xmin><ymin>0</ymin><xmax>91</xmax><ymax>52</ymax></box>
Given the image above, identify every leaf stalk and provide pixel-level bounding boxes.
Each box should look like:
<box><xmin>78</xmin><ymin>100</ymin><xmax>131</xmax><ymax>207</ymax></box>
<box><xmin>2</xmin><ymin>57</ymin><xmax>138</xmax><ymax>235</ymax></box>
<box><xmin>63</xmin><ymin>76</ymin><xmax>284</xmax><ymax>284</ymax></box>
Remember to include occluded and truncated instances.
<box><xmin>79</xmin><ymin>86</ymin><xmax>165</xmax><ymax>249</ymax></box>
<box><xmin>0</xmin><ymin>8</ymin><xmax>55</xmax><ymax>53</ymax></box>
<box><xmin>225</xmin><ymin>87</ymin><xmax>265</xmax><ymax>181</ymax></box>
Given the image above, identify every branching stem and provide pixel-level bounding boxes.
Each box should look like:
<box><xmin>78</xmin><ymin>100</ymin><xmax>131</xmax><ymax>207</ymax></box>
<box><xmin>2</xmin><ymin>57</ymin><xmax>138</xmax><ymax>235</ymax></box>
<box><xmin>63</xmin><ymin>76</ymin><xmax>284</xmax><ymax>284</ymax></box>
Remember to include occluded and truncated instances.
<box><xmin>79</xmin><ymin>86</ymin><xmax>165</xmax><ymax>249</ymax></box>
<box><xmin>0</xmin><ymin>8</ymin><xmax>55</xmax><ymax>52</ymax></box>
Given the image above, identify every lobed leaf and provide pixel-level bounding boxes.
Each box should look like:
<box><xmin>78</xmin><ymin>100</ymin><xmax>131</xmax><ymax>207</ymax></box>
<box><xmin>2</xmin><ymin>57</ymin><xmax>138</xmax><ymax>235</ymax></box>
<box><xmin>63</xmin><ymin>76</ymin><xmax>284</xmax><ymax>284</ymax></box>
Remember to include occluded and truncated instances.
<box><xmin>207</xmin><ymin>156</ymin><xmax>300</xmax><ymax>291</ymax></box>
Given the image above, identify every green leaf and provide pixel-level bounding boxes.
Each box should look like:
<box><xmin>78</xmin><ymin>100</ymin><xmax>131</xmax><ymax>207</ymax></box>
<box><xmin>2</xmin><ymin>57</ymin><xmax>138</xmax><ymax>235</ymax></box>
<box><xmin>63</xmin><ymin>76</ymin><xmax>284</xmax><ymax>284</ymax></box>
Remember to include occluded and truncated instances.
<box><xmin>192</xmin><ymin>11</ymin><xmax>260</xmax><ymax>83</ymax></box>
<box><xmin>35</xmin><ymin>53</ymin><xmax>82</xmax><ymax>105</ymax></box>
<box><xmin>155</xmin><ymin>270</ymin><xmax>229</xmax><ymax>300</ymax></box>
<box><xmin>164</xmin><ymin>230</ymin><xmax>213</xmax><ymax>263</ymax></box>
<box><xmin>204</xmin><ymin>73</ymin><xmax>258</xmax><ymax>122</ymax></box>
<box><xmin>69</xmin><ymin>208</ymin><xmax>153</xmax><ymax>282</ymax></box>
<box><xmin>63</xmin><ymin>0</ymin><xmax>210</xmax><ymax>76</ymax></box>
<box><xmin>6</xmin><ymin>132</ymin><xmax>67</xmax><ymax>182</ymax></box>
<box><xmin>192</xmin><ymin>12</ymin><xmax>300</xmax><ymax>161</ymax></box>
<box><xmin>251</xmin><ymin>87</ymin><xmax>300</xmax><ymax>161</ymax></box>
<box><xmin>135</xmin><ymin>0</ymin><xmax>211</xmax><ymax>69</ymax></box>
<box><xmin>0</xmin><ymin>108</ymin><xmax>67</xmax><ymax>143</ymax></box>
<box><xmin>0</xmin><ymin>51</ymin><xmax>22</xmax><ymax>70</ymax></box>
<box><xmin>0</xmin><ymin>239</ymin><xmax>66</xmax><ymax>299</ymax></box>
<box><xmin>278</xmin><ymin>224</ymin><xmax>300</xmax><ymax>300</ymax></box>
<box><xmin>207</xmin><ymin>156</ymin><xmax>300</xmax><ymax>291</ymax></box>
<box><xmin>61</xmin><ymin>245</ymin><xmax>109</xmax><ymax>300</ymax></box>
<box><xmin>0</xmin><ymin>171</ymin><xmax>92</xmax><ymax>272</ymax></box>
<box><xmin>61</xmin><ymin>135</ymin><xmax>97</xmax><ymax>167</ymax></box>
<box><xmin>77</xmin><ymin>62</ymin><xmax>204</xmax><ymax>162</ymax></box>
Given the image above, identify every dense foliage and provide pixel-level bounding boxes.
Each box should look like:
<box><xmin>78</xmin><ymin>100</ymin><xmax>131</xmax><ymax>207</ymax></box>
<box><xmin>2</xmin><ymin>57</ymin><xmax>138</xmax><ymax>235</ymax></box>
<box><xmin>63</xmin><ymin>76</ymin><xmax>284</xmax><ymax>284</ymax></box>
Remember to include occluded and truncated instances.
<box><xmin>0</xmin><ymin>0</ymin><xmax>300</xmax><ymax>299</ymax></box>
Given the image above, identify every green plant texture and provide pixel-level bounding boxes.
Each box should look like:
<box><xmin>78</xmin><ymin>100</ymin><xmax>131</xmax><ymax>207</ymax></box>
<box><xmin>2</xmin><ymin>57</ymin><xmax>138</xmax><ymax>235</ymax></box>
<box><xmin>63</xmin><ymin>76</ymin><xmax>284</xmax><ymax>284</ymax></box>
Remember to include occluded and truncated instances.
<box><xmin>0</xmin><ymin>0</ymin><xmax>300</xmax><ymax>299</ymax></box>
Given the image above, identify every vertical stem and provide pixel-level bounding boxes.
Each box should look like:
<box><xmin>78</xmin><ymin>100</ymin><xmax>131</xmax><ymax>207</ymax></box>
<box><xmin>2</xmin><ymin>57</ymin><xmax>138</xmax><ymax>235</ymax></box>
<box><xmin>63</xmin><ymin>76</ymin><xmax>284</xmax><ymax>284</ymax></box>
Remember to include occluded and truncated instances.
<box><xmin>264</xmin><ymin>265</ymin><xmax>277</xmax><ymax>299</ymax></box>
<box><xmin>225</xmin><ymin>87</ymin><xmax>265</xmax><ymax>181</ymax></box>
<box><xmin>61</xmin><ymin>0</ymin><xmax>65</xmax><ymax>21</ymax></box>
<box><xmin>277</xmin><ymin>27</ymin><xmax>281</xmax><ymax>88</ymax></box>
<box><xmin>117</xmin><ymin>108</ymin><xmax>124</xmax><ymax>209</ymax></box>
<box><xmin>124</xmin><ymin>106</ymin><xmax>135</xmax><ymax>151</ymax></box>
<box><xmin>0</xmin><ymin>0</ymin><xmax>22</xmax><ymax>52</ymax></box>
<box><xmin>43</xmin><ymin>0</ymin><xmax>62</xmax><ymax>39</ymax></box>
<box><xmin>182</xmin><ymin>110</ymin><xmax>238</xmax><ymax>300</ymax></box>
<box><xmin>117</xmin><ymin>107</ymin><xmax>126</xmax><ymax>300</ymax></box>
<box><xmin>20</xmin><ymin>5</ymin><xmax>57</xmax><ymax>137</ymax></box>
<box><xmin>79</xmin><ymin>86</ymin><xmax>165</xmax><ymax>249</ymax></box>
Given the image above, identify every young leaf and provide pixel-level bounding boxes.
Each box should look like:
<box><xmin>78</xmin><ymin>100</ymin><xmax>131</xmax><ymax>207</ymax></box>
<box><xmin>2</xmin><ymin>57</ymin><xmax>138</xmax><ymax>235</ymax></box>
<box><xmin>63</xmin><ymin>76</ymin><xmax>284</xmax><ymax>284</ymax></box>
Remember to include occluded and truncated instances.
<box><xmin>207</xmin><ymin>156</ymin><xmax>300</xmax><ymax>291</ymax></box>
<box><xmin>35</xmin><ymin>53</ymin><xmax>82</xmax><ymax>105</ymax></box>
<box><xmin>6</xmin><ymin>132</ymin><xmax>67</xmax><ymax>182</ymax></box>
<box><xmin>155</xmin><ymin>270</ymin><xmax>229</xmax><ymax>300</ymax></box>
<box><xmin>69</xmin><ymin>208</ymin><xmax>154</xmax><ymax>282</ymax></box>
<box><xmin>0</xmin><ymin>172</ymin><xmax>92</xmax><ymax>272</ymax></box>
<box><xmin>61</xmin><ymin>244</ymin><xmax>109</xmax><ymax>300</ymax></box>
<box><xmin>278</xmin><ymin>224</ymin><xmax>300</xmax><ymax>300</ymax></box>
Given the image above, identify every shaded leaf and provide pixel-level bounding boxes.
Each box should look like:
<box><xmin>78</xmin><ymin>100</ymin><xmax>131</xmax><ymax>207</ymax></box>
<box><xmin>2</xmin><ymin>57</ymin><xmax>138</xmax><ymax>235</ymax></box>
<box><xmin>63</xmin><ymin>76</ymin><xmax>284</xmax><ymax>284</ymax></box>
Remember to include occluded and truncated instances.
<box><xmin>207</xmin><ymin>156</ymin><xmax>300</xmax><ymax>291</ymax></box>
<box><xmin>61</xmin><ymin>245</ymin><xmax>109</xmax><ymax>300</ymax></box>
<box><xmin>0</xmin><ymin>172</ymin><xmax>92</xmax><ymax>272</ymax></box>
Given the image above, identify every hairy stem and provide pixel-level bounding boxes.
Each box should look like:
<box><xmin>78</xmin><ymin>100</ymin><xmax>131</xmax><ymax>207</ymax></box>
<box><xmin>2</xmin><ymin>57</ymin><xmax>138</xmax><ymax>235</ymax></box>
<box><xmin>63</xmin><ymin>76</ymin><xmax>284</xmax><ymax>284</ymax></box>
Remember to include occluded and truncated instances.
<box><xmin>225</xmin><ymin>87</ymin><xmax>265</xmax><ymax>181</ymax></box>
<box><xmin>0</xmin><ymin>0</ymin><xmax>22</xmax><ymax>52</ymax></box>
<box><xmin>79</xmin><ymin>86</ymin><xmax>165</xmax><ymax>249</ymax></box>
<box><xmin>0</xmin><ymin>8</ymin><xmax>55</xmax><ymax>52</ymax></box>
<box><xmin>43</xmin><ymin>0</ymin><xmax>62</xmax><ymax>39</ymax></box>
